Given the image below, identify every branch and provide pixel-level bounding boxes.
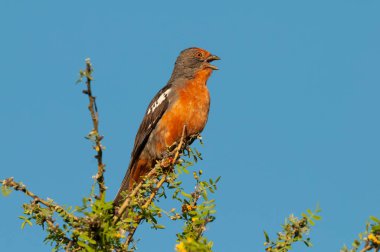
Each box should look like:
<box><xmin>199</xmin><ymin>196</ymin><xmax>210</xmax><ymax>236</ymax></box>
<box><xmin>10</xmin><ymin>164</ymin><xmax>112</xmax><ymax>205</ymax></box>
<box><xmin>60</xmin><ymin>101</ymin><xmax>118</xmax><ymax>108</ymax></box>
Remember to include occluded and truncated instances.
<box><xmin>113</xmin><ymin>166</ymin><xmax>159</xmax><ymax>224</ymax></box>
<box><xmin>81</xmin><ymin>58</ymin><xmax>106</xmax><ymax>199</ymax></box>
<box><xmin>44</xmin><ymin>217</ymin><xmax>73</xmax><ymax>246</ymax></box>
<box><xmin>1</xmin><ymin>177</ymin><xmax>79</xmax><ymax>223</ymax></box>
<box><xmin>361</xmin><ymin>245</ymin><xmax>374</xmax><ymax>252</ymax></box>
<box><xmin>191</xmin><ymin>185</ymin><xmax>208</xmax><ymax>240</ymax></box>
<box><xmin>124</xmin><ymin>174</ymin><xmax>168</xmax><ymax>246</ymax></box>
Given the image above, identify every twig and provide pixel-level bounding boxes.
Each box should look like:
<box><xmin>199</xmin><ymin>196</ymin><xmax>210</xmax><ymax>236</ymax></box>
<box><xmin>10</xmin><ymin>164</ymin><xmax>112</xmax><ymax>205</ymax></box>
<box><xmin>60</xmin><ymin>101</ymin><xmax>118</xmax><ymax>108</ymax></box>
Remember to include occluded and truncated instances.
<box><xmin>123</xmin><ymin>174</ymin><xmax>168</xmax><ymax>246</ymax></box>
<box><xmin>82</xmin><ymin>58</ymin><xmax>106</xmax><ymax>199</ymax></box>
<box><xmin>142</xmin><ymin>174</ymin><xmax>168</xmax><ymax>210</ymax></box>
<box><xmin>123</xmin><ymin>126</ymin><xmax>187</xmax><ymax>248</ymax></box>
<box><xmin>113</xmin><ymin>166</ymin><xmax>159</xmax><ymax>223</ymax></box>
<box><xmin>65</xmin><ymin>240</ymin><xmax>74</xmax><ymax>252</ymax></box>
<box><xmin>44</xmin><ymin>217</ymin><xmax>72</xmax><ymax>246</ymax></box>
<box><xmin>1</xmin><ymin>178</ymin><xmax>79</xmax><ymax>223</ymax></box>
<box><xmin>361</xmin><ymin>245</ymin><xmax>374</xmax><ymax>252</ymax></box>
<box><xmin>191</xmin><ymin>188</ymin><xmax>207</xmax><ymax>240</ymax></box>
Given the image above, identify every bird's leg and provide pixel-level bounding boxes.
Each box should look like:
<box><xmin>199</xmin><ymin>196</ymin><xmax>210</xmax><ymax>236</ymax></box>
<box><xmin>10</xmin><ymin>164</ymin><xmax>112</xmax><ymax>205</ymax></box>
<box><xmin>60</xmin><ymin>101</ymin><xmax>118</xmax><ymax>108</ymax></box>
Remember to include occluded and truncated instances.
<box><xmin>160</xmin><ymin>125</ymin><xmax>189</xmax><ymax>169</ymax></box>
<box><xmin>160</xmin><ymin>147</ymin><xmax>175</xmax><ymax>169</ymax></box>
<box><xmin>160</xmin><ymin>135</ymin><xmax>180</xmax><ymax>168</ymax></box>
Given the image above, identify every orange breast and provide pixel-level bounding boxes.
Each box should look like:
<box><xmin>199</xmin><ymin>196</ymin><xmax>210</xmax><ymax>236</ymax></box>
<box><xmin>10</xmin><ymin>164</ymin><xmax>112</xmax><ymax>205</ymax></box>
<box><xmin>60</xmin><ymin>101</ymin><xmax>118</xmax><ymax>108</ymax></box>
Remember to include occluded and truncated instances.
<box><xmin>155</xmin><ymin>77</ymin><xmax>211</xmax><ymax>154</ymax></box>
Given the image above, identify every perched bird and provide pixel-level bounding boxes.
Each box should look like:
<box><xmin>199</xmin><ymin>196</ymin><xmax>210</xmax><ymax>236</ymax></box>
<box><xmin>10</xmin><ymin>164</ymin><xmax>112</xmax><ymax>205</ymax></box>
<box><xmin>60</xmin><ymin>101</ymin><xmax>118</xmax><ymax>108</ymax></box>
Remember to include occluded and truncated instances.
<box><xmin>114</xmin><ymin>47</ymin><xmax>220</xmax><ymax>205</ymax></box>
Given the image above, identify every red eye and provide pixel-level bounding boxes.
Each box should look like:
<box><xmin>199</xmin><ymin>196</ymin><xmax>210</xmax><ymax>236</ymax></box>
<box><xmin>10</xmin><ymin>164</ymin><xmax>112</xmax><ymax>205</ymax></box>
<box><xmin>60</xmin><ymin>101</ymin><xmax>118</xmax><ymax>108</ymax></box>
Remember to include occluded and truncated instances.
<box><xmin>197</xmin><ymin>52</ymin><xmax>203</xmax><ymax>58</ymax></box>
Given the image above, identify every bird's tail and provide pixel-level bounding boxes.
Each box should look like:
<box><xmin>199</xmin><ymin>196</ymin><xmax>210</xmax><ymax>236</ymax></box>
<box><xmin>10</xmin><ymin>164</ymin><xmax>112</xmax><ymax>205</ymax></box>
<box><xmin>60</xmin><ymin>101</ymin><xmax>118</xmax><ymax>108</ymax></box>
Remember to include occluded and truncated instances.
<box><xmin>113</xmin><ymin>165</ymin><xmax>132</xmax><ymax>206</ymax></box>
<box><xmin>113</xmin><ymin>158</ymin><xmax>150</xmax><ymax>206</ymax></box>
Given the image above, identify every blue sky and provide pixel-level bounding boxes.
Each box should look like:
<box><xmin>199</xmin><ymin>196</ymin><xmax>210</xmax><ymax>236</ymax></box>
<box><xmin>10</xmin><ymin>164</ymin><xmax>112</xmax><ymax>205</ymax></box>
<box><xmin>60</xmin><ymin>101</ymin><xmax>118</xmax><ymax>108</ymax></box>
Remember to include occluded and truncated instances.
<box><xmin>1</xmin><ymin>1</ymin><xmax>380</xmax><ymax>251</ymax></box>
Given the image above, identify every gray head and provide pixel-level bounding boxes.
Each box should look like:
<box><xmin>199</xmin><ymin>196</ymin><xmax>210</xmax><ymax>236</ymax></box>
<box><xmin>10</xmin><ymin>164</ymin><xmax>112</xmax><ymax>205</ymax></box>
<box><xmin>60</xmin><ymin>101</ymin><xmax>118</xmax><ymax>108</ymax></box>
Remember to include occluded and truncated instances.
<box><xmin>171</xmin><ymin>47</ymin><xmax>220</xmax><ymax>79</ymax></box>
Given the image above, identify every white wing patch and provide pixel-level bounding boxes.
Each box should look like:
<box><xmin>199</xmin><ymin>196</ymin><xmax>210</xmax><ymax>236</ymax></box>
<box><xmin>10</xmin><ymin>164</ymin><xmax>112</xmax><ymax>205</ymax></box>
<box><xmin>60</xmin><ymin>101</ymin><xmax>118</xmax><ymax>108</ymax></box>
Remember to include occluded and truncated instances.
<box><xmin>147</xmin><ymin>88</ymin><xmax>171</xmax><ymax>115</ymax></box>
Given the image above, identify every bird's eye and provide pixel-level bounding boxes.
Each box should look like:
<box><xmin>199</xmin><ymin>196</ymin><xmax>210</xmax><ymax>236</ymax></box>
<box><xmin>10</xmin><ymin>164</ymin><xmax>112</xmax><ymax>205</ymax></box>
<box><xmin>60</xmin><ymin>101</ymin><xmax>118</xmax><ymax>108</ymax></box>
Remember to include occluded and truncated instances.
<box><xmin>196</xmin><ymin>52</ymin><xmax>203</xmax><ymax>58</ymax></box>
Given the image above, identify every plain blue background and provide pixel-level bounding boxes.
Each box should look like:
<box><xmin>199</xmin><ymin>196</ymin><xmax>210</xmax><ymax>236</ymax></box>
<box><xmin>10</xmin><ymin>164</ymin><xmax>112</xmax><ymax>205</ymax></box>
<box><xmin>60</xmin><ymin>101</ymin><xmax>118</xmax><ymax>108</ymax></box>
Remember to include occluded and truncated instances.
<box><xmin>1</xmin><ymin>1</ymin><xmax>380</xmax><ymax>251</ymax></box>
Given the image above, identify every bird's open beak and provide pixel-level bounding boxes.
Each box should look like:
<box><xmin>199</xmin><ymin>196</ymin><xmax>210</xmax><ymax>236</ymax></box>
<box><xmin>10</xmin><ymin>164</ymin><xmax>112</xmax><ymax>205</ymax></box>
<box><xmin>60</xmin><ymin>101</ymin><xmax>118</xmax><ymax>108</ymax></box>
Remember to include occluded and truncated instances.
<box><xmin>206</xmin><ymin>54</ymin><xmax>221</xmax><ymax>70</ymax></box>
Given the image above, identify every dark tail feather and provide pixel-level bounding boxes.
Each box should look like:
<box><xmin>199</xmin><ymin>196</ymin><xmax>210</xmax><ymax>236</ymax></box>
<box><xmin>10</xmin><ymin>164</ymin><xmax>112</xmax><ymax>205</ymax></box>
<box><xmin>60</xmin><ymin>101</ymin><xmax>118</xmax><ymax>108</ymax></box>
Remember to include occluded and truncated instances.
<box><xmin>113</xmin><ymin>158</ymin><xmax>150</xmax><ymax>206</ymax></box>
<box><xmin>113</xmin><ymin>179</ymin><xmax>130</xmax><ymax>206</ymax></box>
<box><xmin>113</xmin><ymin>163</ymin><xmax>133</xmax><ymax>206</ymax></box>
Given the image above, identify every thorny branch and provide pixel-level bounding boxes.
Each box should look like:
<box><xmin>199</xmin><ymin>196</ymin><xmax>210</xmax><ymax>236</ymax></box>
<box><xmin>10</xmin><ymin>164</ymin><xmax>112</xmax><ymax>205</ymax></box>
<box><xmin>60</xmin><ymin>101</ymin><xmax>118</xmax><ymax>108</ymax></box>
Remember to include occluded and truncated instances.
<box><xmin>361</xmin><ymin>245</ymin><xmax>374</xmax><ymax>252</ymax></box>
<box><xmin>1</xmin><ymin>177</ymin><xmax>79</xmax><ymax>223</ymax></box>
<box><xmin>81</xmin><ymin>58</ymin><xmax>106</xmax><ymax>199</ymax></box>
<box><xmin>190</xmin><ymin>183</ymin><xmax>209</xmax><ymax>240</ymax></box>
<box><xmin>113</xmin><ymin>167</ymin><xmax>158</xmax><ymax>224</ymax></box>
<box><xmin>44</xmin><ymin>217</ymin><xmax>72</xmax><ymax>246</ymax></box>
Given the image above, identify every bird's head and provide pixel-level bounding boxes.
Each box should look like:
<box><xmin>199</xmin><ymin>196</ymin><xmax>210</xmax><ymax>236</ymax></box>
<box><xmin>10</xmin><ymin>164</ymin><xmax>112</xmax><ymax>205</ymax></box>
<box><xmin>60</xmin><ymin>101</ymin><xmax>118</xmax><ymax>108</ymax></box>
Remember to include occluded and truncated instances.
<box><xmin>172</xmin><ymin>47</ymin><xmax>220</xmax><ymax>79</ymax></box>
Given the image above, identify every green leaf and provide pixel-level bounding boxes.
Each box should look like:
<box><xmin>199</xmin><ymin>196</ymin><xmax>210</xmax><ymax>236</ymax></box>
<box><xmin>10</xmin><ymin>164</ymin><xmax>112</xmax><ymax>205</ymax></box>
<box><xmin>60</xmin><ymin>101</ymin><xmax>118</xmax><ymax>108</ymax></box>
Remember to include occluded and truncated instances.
<box><xmin>19</xmin><ymin>216</ymin><xmax>32</xmax><ymax>229</ymax></box>
<box><xmin>77</xmin><ymin>241</ymin><xmax>95</xmax><ymax>252</ymax></box>
<box><xmin>201</xmin><ymin>190</ymin><xmax>208</xmax><ymax>201</ymax></box>
<box><xmin>1</xmin><ymin>185</ymin><xmax>12</xmax><ymax>197</ymax></box>
<box><xmin>209</xmin><ymin>209</ymin><xmax>216</xmax><ymax>214</ymax></box>
<box><xmin>353</xmin><ymin>239</ymin><xmax>361</xmax><ymax>248</ymax></box>
<box><xmin>154</xmin><ymin>224</ymin><xmax>166</xmax><ymax>229</ymax></box>
<box><xmin>371</xmin><ymin>225</ymin><xmax>380</xmax><ymax>232</ymax></box>
<box><xmin>370</xmin><ymin>216</ymin><xmax>380</xmax><ymax>224</ymax></box>
<box><xmin>21</xmin><ymin>218</ymin><xmax>33</xmax><ymax>229</ymax></box>
<box><xmin>176</xmin><ymin>166</ymin><xmax>183</xmax><ymax>174</ymax></box>
<box><xmin>304</xmin><ymin>240</ymin><xmax>313</xmax><ymax>247</ymax></box>
<box><xmin>215</xmin><ymin>176</ymin><xmax>221</xmax><ymax>183</ymax></box>
<box><xmin>264</xmin><ymin>231</ymin><xmax>270</xmax><ymax>243</ymax></box>
<box><xmin>181</xmin><ymin>191</ymin><xmax>192</xmax><ymax>199</ymax></box>
<box><xmin>79</xmin><ymin>234</ymin><xmax>96</xmax><ymax>245</ymax></box>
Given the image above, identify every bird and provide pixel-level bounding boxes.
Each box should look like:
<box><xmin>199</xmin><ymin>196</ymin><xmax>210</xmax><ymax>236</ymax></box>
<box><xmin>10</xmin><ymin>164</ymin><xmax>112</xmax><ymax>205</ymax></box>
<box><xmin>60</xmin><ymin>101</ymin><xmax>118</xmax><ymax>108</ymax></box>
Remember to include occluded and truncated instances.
<box><xmin>114</xmin><ymin>47</ymin><xmax>220</xmax><ymax>206</ymax></box>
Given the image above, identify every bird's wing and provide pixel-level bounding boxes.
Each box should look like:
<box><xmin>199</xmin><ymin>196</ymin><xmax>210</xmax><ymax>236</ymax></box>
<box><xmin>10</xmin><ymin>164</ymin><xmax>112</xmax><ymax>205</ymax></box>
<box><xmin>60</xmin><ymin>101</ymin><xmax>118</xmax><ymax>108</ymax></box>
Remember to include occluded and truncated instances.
<box><xmin>129</xmin><ymin>83</ymin><xmax>173</xmax><ymax>167</ymax></box>
<box><xmin>114</xmin><ymin>84</ymin><xmax>173</xmax><ymax>205</ymax></box>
